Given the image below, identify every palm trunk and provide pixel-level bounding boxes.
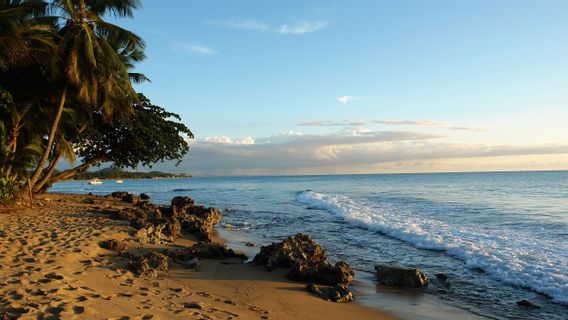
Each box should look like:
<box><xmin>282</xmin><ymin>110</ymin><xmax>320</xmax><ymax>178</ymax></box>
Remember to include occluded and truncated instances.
<box><xmin>28</xmin><ymin>89</ymin><xmax>66</xmax><ymax>188</ymax></box>
<box><xmin>33</xmin><ymin>151</ymin><xmax>62</xmax><ymax>193</ymax></box>
<box><xmin>48</xmin><ymin>156</ymin><xmax>104</xmax><ymax>184</ymax></box>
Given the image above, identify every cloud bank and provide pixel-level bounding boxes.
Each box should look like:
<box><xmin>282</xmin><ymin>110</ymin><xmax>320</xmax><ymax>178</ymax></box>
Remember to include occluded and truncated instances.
<box><xmin>213</xmin><ymin>18</ymin><xmax>328</xmax><ymax>35</ymax></box>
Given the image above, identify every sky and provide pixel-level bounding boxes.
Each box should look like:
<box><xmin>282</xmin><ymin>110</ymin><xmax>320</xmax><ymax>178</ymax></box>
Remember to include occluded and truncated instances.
<box><xmin>110</xmin><ymin>0</ymin><xmax>568</xmax><ymax>176</ymax></box>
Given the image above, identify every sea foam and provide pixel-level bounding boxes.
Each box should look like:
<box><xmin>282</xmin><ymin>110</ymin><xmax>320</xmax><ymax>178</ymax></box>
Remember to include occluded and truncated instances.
<box><xmin>296</xmin><ymin>190</ymin><xmax>568</xmax><ymax>304</ymax></box>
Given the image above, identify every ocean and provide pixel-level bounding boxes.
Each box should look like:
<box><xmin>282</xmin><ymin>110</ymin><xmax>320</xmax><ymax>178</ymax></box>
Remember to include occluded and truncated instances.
<box><xmin>50</xmin><ymin>171</ymin><xmax>568</xmax><ymax>319</ymax></box>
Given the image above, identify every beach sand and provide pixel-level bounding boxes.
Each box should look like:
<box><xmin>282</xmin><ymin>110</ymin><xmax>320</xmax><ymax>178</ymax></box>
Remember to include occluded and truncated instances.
<box><xmin>0</xmin><ymin>193</ymin><xmax>395</xmax><ymax>320</ymax></box>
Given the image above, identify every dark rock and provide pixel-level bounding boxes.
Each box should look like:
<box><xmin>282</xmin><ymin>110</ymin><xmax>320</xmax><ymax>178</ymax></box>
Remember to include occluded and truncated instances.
<box><xmin>140</xmin><ymin>193</ymin><xmax>150</xmax><ymax>200</ymax></box>
<box><xmin>121</xmin><ymin>193</ymin><xmax>139</xmax><ymax>204</ymax></box>
<box><xmin>245</xmin><ymin>241</ymin><xmax>255</xmax><ymax>247</ymax></box>
<box><xmin>375</xmin><ymin>264</ymin><xmax>429</xmax><ymax>288</ymax></box>
<box><xmin>183</xmin><ymin>302</ymin><xmax>205</xmax><ymax>309</ymax></box>
<box><xmin>99</xmin><ymin>239</ymin><xmax>127</xmax><ymax>253</ymax></box>
<box><xmin>435</xmin><ymin>273</ymin><xmax>450</xmax><ymax>286</ymax></box>
<box><xmin>178</xmin><ymin>215</ymin><xmax>213</xmax><ymax>242</ymax></box>
<box><xmin>517</xmin><ymin>299</ymin><xmax>541</xmax><ymax>309</ymax></box>
<box><xmin>108</xmin><ymin>208</ymin><xmax>138</xmax><ymax>221</ymax></box>
<box><xmin>253</xmin><ymin>233</ymin><xmax>327</xmax><ymax>270</ymax></box>
<box><xmin>306</xmin><ymin>283</ymin><xmax>353</xmax><ymax>303</ymax></box>
<box><xmin>171</xmin><ymin>196</ymin><xmax>194</xmax><ymax>208</ymax></box>
<box><xmin>108</xmin><ymin>191</ymin><xmax>130</xmax><ymax>199</ymax></box>
<box><xmin>82</xmin><ymin>198</ymin><xmax>95</xmax><ymax>204</ymax></box>
<box><xmin>129</xmin><ymin>252</ymin><xmax>169</xmax><ymax>278</ymax></box>
<box><xmin>166</xmin><ymin>242</ymin><xmax>247</xmax><ymax>261</ymax></box>
<box><xmin>137</xmin><ymin>202</ymin><xmax>162</xmax><ymax>219</ymax></box>
<box><xmin>289</xmin><ymin>260</ymin><xmax>354</xmax><ymax>290</ymax></box>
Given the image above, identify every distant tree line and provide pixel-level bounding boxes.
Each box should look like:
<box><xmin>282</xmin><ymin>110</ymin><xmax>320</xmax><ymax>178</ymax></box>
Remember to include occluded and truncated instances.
<box><xmin>71</xmin><ymin>167</ymin><xmax>191</xmax><ymax>180</ymax></box>
<box><xmin>0</xmin><ymin>0</ymin><xmax>193</xmax><ymax>203</ymax></box>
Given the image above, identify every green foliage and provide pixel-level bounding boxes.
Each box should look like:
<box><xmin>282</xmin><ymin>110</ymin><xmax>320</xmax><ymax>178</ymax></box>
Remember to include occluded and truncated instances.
<box><xmin>0</xmin><ymin>174</ymin><xmax>19</xmax><ymax>204</ymax></box>
<box><xmin>76</xmin><ymin>94</ymin><xmax>194</xmax><ymax>169</ymax></box>
<box><xmin>72</xmin><ymin>167</ymin><xmax>190</xmax><ymax>180</ymax></box>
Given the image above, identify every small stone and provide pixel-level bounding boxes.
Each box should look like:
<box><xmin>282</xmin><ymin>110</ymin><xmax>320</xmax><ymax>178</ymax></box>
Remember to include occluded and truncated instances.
<box><xmin>184</xmin><ymin>301</ymin><xmax>205</xmax><ymax>309</ymax></box>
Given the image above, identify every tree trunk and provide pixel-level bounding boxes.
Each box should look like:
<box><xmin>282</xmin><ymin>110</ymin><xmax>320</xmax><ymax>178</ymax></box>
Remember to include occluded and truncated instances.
<box><xmin>48</xmin><ymin>156</ymin><xmax>105</xmax><ymax>184</ymax></box>
<box><xmin>28</xmin><ymin>89</ymin><xmax>66</xmax><ymax>188</ymax></box>
<box><xmin>33</xmin><ymin>151</ymin><xmax>62</xmax><ymax>193</ymax></box>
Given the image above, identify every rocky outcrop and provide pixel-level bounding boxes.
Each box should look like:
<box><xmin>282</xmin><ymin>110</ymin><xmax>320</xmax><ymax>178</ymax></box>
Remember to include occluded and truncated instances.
<box><xmin>375</xmin><ymin>264</ymin><xmax>429</xmax><ymax>288</ymax></box>
<box><xmin>129</xmin><ymin>252</ymin><xmax>169</xmax><ymax>278</ymax></box>
<box><xmin>306</xmin><ymin>283</ymin><xmax>353</xmax><ymax>303</ymax></box>
<box><xmin>140</xmin><ymin>193</ymin><xmax>150</xmax><ymax>200</ymax></box>
<box><xmin>253</xmin><ymin>234</ymin><xmax>326</xmax><ymax>270</ymax></box>
<box><xmin>105</xmin><ymin>192</ymin><xmax>222</xmax><ymax>243</ymax></box>
<box><xmin>254</xmin><ymin>233</ymin><xmax>355</xmax><ymax>302</ymax></box>
<box><xmin>134</xmin><ymin>219</ymin><xmax>181</xmax><ymax>244</ymax></box>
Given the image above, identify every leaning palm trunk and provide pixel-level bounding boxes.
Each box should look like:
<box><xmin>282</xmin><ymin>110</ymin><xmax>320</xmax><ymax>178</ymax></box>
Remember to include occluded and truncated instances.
<box><xmin>48</xmin><ymin>156</ymin><xmax>105</xmax><ymax>185</ymax></box>
<box><xmin>27</xmin><ymin>88</ymin><xmax>66</xmax><ymax>189</ymax></box>
<box><xmin>33</xmin><ymin>152</ymin><xmax>62</xmax><ymax>193</ymax></box>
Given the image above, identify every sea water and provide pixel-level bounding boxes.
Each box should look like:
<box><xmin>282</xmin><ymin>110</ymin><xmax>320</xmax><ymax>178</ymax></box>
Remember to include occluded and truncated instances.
<box><xmin>51</xmin><ymin>171</ymin><xmax>568</xmax><ymax>319</ymax></box>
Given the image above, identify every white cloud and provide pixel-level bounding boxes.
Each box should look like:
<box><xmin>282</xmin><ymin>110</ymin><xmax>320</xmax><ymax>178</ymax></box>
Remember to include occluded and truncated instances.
<box><xmin>212</xmin><ymin>18</ymin><xmax>328</xmax><ymax>35</ymax></box>
<box><xmin>279</xmin><ymin>130</ymin><xmax>304</xmax><ymax>137</ymax></box>
<box><xmin>374</xmin><ymin>120</ymin><xmax>486</xmax><ymax>132</ymax></box>
<box><xmin>336</xmin><ymin>96</ymin><xmax>360</xmax><ymax>105</ymax></box>
<box><xmin>203</xmin><ymin>136</ymin><xmax>255</xmax><ymax>145</ymax></box>
<box><xmin>278</xmin><ymin>21</ymin><xmax>328</xmax><ymax>34</ymax></box>
<box><xmin>173</xmin><ymin>43</ymin><xmax>218</xmax><ymax>55</ymax></box>
<box><xmin>298</xmin><ymin>120</ymin><xmax>366</xmax><ymax>127</ymax></box>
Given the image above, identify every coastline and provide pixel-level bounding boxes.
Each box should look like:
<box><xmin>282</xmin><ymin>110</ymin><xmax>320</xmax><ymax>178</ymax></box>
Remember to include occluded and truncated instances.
<box><xmin>0</xmin><ymin>193</ymin><xmax>394</xmax><ymax>320</ymax></box>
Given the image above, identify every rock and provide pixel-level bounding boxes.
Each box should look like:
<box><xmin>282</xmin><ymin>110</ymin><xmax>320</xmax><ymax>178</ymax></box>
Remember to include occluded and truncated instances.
<box><xmin>140</xmin><ymin>193</ymin><xmax>150</xmax><ymax>200</ymax></box>
<box><xmin>245</xmin><ymin>241</ymin><xmax>255</xmax><ymax>247</ymax></box>
<box><xmin>99</xmin><ymin>239</ymin><xmax>127</xmax><ymax>253</ymax></box>
<box><xmin>171</xmin><ymin>196</ymin><xmax>194</xmax><ymax>208</ymax></box>
<box><xmin>182</xmin><ymin>257</ymin><xmax>200</xmax><ymax>270</ymax></box>
<box><xmin>289</xmin><ymin>260</ymin><xmax>354</xmax><ymax>290</ymax></box>
<box><xmin>82</xmin><ymin>198</ymin><xmax>95</xmax><ymax>204</ymax></box>
<box><xmin>178</xmin><ymin>215</ymin><xmax>213</xmax><ymax>242</ymax></box>
<box><xmin>306</xmin><ymin>283</ymin><xmax>353</xmax><ymax>303</ymax></box>
<box><xmin>183</xmin><ymin>301</ymin><xmax>205</xmax><ymax>309</ymax></box>
<box><xmin>121</xmin><ymin>193</ymin><xmax>139</xmax><ymax>204</ymax></box>
<box><xmin>108</xmin><ymin>191</ymin><xmax>130</xmax><ymax>199</ymax></box>
<box><xmin>435</xmin><ymin>273</ymin><xmax>449</xmax><ymax>285</ymax></box>
<box><xmin>165</xmin><ymin>242</ymin><xmax>247</xmax><ymax>261</ymax></box>
<box><xmin>517</xmin><ymin>299</ymin><xmax>540</xmax><ymax>309</ymax></box>
<box><xmin>253</xmin><ymin>233</ymin><xmax>327</xmax><ymax>270</ymax></box>
<box><xmin>134</xmin><ymin>220</ymin><xmax>180</xmax><ymax>244</ymax></box>
<box><xmin>375</xmin><ymin>264</ymin><xmax>429</xmax><ymax>288</ymax></box>
<box><xmin>108</xmin><ymin>208</ymin><xmax>138</xmax><ymax>221</ymax></box>
<box><xmin>129</xmin><ymin>252</ymin><xmax>169</xmax><ymax>278</ymax></box>
<box><xmin>137</xmin><ymin>202</ymin><xmax>162</xmax><ymax>219</ymax></box>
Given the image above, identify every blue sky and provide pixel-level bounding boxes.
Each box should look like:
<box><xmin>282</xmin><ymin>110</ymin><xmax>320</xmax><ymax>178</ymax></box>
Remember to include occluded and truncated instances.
<box><xmin>113</xmin><ymin>0</ymin><xmax>568</xmax><ymax>175</ymax></box>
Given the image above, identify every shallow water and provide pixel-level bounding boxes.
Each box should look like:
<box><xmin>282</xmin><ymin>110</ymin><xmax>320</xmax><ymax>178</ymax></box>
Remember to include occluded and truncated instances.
<box><xmin>51</xmin><ymin>171</ymin><xmax>568</xmax><ymax>319</ymax></box>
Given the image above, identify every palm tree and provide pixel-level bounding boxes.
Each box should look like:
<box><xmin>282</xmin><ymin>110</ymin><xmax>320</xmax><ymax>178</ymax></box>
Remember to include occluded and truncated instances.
<box><xmin>27</xmin><ymin>0</ymin><xmax>144</xmax><ymax>189</ymax></box>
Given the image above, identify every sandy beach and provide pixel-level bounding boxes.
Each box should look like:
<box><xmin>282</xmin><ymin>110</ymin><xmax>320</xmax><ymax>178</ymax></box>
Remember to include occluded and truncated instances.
<box><xmin>0</xmin><ymin>193</ymin><xmax>395</xmax><ymax>320</ymax></box>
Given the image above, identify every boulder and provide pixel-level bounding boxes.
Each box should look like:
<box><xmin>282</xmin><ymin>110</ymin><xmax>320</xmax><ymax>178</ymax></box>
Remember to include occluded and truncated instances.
<box><xmin>121</xmin><ymin>193</ymin><xmax>139</xmax><ymax>204</ymax></box>
<box><xmin>253</xmin><ymin>233</ymin><xmax>327</xmax><ymax>270</ymax></box>
<box><xmin>517</xmin><ymin>300</ymin><xmax>540</xmax><ymax>309</ymax></box>
<box><xmin>178</xmin><ymin>215</ymin><xmax>213</xmax><ymax>242</ymax></box>
<box><xmin>289</xmin><ymin>260</ymin><xmax>354</xmax><ymax>290</ymax></box>
<box><xmin>306</xmin><ymin>283</ymin><xmax>353</xmax><ymax>303</ymax></box>
<box><xmin>134</xmin><ymin>219</ymin><xmax>180</xmax><ymax>244</ymax></box>
<box><xmin>375</xmin><ymin>264</ymin><xmax>429</xmax><ymax>288</ymax></box>
<box><xmin>99</xmin><ymin>239</ymin><xmax>127</xmax><ymax>253</ymax></box>
<box><xmin>129</xmin><ymin>252</ymin><xmax>169</xmax><ymax>278</ymax></box>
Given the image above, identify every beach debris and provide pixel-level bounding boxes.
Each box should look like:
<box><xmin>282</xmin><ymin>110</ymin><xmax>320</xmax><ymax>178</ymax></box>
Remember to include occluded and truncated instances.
<box><xmin>517</xmin><ymin>299</ymin><xmax>541</xmax><ymax>309</ymax></box>
<box><xmin>129</xmin><ymin>252</ymin><xmax>169</xmax><ymax>278</ymax></box>
<box><xmin>99</xmin><ymin>239</ymin><xmax>128</xmax><ymax>253</ymax></box>
<box><xmin>253</xmin><ymin>233</ymin><xmax>327</xmax><ymax>270</ymax></box>
<box><xmin>306</xmin><ymin>283</ymin><xmax>354</xmax><ymax>303</ymax></box>
<box><xmin>374</xmin><ymin>264</ymin><xmax>429</xmax><ymax>288</ymax></box>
